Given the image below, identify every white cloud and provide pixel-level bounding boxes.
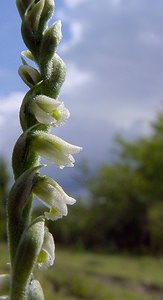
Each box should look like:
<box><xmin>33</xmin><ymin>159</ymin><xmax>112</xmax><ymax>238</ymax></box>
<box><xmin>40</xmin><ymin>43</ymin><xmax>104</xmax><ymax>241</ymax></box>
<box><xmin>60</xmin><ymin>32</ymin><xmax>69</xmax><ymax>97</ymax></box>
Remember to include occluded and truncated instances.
<box><xmin>111</xmin><ymin>0</ymin><xmax>122</xmax><ymax>7</ymax></box>
<box><xmin>0</xmin><ymin>92</ymin><xmax>23</xmax><ymax>115</ymax></box>
<box><xmin>63</xmin><ymin>63</ymin><xmax>93</xmax><ymax>91</ymax></box>
<box><xmin>55</xmin><ymin>0</ymin><xmax>163</xmax><ymax>163</ymax></box>
<box><xmin>138</xmin><ymin>31</ymin><xmax>163</xmax><ymax>47</ymax></box>
<box><xmin>64</xmin><ymin>0</ymin><xmax>89</xmax><ymax>9</ymax></box>
<box><xmin>60</xmin><ymin>21</ymin><xmax>83</xmax><ymax>53</ymax></box>
<box><xmin>0</xmin><ymin>92</ymin><xmax>24</xmax><ymax>157</ymax></box>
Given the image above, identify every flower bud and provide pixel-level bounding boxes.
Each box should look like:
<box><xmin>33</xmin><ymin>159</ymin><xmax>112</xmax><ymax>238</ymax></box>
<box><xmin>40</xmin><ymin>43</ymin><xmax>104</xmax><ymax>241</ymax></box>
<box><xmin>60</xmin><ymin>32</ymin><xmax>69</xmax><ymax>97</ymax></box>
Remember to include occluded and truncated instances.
<box><xmin>24</xmin><ymin>0</ymin><xmax>45</xmax><ymax>34</ymax></box>
<box><xmin>40</xmin><ymin>20</ymin><xmax>62</xmax><ymax>64</ymax></box>
<box><xmin>18</xmin><ymin>65</ymin><xmax>42</xmax><ymax>88</ymax></box>
<box><xmin>21</xmin><ymin>50</ymin><xmax>34</xmax><ymax>61</ymax></box>
<box><xmin>41</xmin><ymin>54</ymin><xmax>66</xmax><ymax>99</ymax></box>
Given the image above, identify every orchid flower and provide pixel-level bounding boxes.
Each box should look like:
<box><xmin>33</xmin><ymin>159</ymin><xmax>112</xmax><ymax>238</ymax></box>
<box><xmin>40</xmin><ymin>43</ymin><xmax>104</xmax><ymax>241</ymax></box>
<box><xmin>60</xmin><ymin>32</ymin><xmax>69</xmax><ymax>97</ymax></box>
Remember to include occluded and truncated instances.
<box><xmin>30</xmin><ymin>95</ymin><xmax>70</xmax><ymax>126</ymax></box>
<box><xmin>31</xmin><ymin>131</ymin><xmax>82</xmax><ymax>168</ymax></box>
<box><xmin>33</xmin><ymin>175</ymin><xmax>76</xmax><ymax>220</ymax></box>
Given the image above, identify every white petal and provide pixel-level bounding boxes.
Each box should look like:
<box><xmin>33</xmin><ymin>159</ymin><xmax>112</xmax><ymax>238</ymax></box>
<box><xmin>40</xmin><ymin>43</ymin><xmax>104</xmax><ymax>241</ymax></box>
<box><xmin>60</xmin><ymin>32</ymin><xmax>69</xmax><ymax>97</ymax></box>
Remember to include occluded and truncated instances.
<box><xmin>33</xmin><ymin>96</ymin><xmax>70</xmax><ymax>126</ymax></box>
<box><xmin>31</xmin><ymin>132</ymin><xmax>82</xmax><ymax>168</ymax></box>
<box><xmin>35</xmin><ymin>95</ymin><xmax>61</xmax><ymax>112</ymax></box>
<box><xmin>38</xmin><ymin>227</ymin><xmax>55</xmax><ymax>269</ymax></box>
<box><xmin>56</xmin><ymin>102</ymin><xmax>70</xmax><ymax>126</ymax></box>
<box><xmin>54</xmin><ymin>182</ymin><xmax>76</xmax><ymax>205</ymax></box>
<box><xmin>50</xmin><ymin>134</ymin><xmax>82</xmax><ymax>154</ymax></box>
<box><xmin>30</xmin><ymin>102</ymin><xmax>55</xmax><ymax>124</ymax></box>
<box><xmin>34</xmin><ymin>183</ymin><xmax>68</xmax><ymax>215</ymax></box>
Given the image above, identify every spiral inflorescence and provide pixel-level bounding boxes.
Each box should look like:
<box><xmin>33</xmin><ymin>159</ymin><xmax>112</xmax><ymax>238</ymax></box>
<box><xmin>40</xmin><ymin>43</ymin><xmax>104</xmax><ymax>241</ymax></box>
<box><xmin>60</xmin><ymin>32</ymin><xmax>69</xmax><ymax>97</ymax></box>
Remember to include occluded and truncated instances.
<box><xmin>3</xmin><ymin>1</ymin><xmax>82</xmax><ymax>299</ymax></box>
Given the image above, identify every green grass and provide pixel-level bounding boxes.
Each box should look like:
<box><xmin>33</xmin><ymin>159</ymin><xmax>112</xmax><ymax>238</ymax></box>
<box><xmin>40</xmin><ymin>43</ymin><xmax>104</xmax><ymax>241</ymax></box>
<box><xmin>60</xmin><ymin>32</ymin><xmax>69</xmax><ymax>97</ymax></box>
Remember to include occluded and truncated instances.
<box><xmin>1</xmin><ymin>243</ymin><xmax>163</xmax><ymax>299</ymax></box>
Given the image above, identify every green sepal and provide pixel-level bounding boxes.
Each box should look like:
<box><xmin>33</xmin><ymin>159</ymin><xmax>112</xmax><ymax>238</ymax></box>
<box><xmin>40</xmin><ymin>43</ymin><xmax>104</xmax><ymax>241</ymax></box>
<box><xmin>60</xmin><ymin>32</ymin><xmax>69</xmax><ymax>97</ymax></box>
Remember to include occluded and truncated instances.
<box><xmin>8</xmin><ymin>165</ymin><xmax>44</xmax><ymax>262</ymax></box>
<box><xmin>10</xmin><ymin>219</ymin><xmax>45</xmax><ymax>300</ymax></box>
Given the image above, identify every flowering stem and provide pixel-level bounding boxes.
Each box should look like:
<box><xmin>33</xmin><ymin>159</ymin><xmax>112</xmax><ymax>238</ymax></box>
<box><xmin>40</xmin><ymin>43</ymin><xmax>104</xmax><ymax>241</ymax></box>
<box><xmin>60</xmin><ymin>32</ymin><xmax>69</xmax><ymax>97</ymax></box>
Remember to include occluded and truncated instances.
<box><xmin>3</xmin><ymin>1</ymin><xmax>82</xmax><ymax>299</ymax></box>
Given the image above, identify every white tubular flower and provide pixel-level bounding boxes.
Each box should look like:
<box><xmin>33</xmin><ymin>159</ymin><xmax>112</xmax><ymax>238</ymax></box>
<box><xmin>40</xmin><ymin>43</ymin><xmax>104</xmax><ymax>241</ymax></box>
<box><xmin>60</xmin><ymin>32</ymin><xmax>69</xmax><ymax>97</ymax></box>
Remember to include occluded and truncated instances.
<box><xmin>37</xmin><ymin>226</ymin><xmax>55</xmax><ymax>269</ymax></box>
<box><xmin>30</xmin><ymin>95</ymin><xmax>70</xmax><ymax>126</ymax></box>
<box><xmin>31</xmin><ymin>131</ymin><xmax>82</xmax><ymax>169</ymax></box>
<box><xmin>33</xmin><ymin>175</ymin><xmax>76</xmax><ymax>220</ymax></box>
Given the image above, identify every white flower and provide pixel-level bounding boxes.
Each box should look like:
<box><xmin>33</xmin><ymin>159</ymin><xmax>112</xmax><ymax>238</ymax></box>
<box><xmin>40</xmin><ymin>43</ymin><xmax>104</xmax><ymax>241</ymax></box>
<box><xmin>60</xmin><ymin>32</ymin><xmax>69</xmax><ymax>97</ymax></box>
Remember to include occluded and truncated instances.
<box><xmin>33</xmin><ymin>175</ymin><xmax>76</xmax><ymax>220</ymax></box>
<box><xmin>31</xmin><ymin>131</ymin><xmax>82</xmax><ymax>169</ymax></box>
<box><xmin>30</xmin><ymin>95</ymin><xmax>70</xmax><ymax>126</ymax></box>
<box><xmin>37</xmin><ymin>226</ymin><xmax>55</xmax><ymax>269</ymax></box>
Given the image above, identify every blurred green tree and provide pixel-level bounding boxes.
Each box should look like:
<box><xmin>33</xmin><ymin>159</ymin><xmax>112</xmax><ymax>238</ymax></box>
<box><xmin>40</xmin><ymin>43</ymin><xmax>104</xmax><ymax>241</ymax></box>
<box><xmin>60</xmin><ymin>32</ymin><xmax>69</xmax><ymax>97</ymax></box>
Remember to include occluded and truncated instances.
<box><xmin>34</xmin><ymin>112</ymin><xmax>163</xmax><ymax>253</ymax></box>
<box><xmin>86</xmin><ymin>112</ymin><xmax>163</xmax><ymax>252</ymax></box>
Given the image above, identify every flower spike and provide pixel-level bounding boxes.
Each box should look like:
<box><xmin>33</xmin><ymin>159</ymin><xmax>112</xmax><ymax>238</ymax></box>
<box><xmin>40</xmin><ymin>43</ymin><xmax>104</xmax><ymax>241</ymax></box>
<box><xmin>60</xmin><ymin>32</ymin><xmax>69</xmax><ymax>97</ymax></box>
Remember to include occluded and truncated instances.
<box><xmin>7</xmin><ymin>0</ymin><xmax>82</xmax><ymax>299</ymax></box>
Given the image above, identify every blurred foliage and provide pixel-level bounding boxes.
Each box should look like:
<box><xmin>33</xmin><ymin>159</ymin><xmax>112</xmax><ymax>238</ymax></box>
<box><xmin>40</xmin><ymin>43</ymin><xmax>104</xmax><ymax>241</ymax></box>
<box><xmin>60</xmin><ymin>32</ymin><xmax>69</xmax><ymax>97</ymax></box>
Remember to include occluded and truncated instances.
<box><xmin>3</xmin><ymin>111</ymin><xmax>163</xmax><ymax>254</ymax></box>
<box><xmin>86</xmin><ymin>112</ymin><xmax>163</xmax><ymax>253</ymax></box>
<box><xmin>2</xmin><ymin>242</ymin><xmax>163</xmax><ymax>300</ymax></box>
<box><xmin>34</xmin><ymin>111</ymin><xmax>163</xmax><ymax>254</ymax></box>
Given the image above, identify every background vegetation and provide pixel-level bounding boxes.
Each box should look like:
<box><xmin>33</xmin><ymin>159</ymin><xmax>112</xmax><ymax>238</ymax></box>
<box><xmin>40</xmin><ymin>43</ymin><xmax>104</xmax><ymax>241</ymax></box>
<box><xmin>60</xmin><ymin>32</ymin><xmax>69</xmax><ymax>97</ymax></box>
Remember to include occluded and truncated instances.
<box><xmin>47</xmin><ymin>110</ymin><xmax>163</xmax><ymax>255</ymax></box>
<box><xmin>2</xmin><ymin>111</ymin><xmax>163</xmax><ymax>298</ymax></box>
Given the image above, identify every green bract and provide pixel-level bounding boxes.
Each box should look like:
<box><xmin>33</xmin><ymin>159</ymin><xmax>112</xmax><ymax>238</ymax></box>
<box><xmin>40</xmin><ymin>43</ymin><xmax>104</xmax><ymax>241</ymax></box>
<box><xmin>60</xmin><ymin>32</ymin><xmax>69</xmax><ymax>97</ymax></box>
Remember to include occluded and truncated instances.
<box><xmin>5</xmin><ymin>0</ymin><xmax>82</xmax><ymax>299</ymax></box>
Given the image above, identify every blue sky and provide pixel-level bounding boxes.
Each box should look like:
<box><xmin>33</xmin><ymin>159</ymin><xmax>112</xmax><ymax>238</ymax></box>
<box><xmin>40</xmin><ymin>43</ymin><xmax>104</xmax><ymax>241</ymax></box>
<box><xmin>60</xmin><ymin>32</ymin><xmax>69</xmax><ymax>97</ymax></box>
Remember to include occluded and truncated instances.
<box><xmin>1</xmin><ymin>0</ymin><xmax>163</xmax><ymax>193</ymax></box>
